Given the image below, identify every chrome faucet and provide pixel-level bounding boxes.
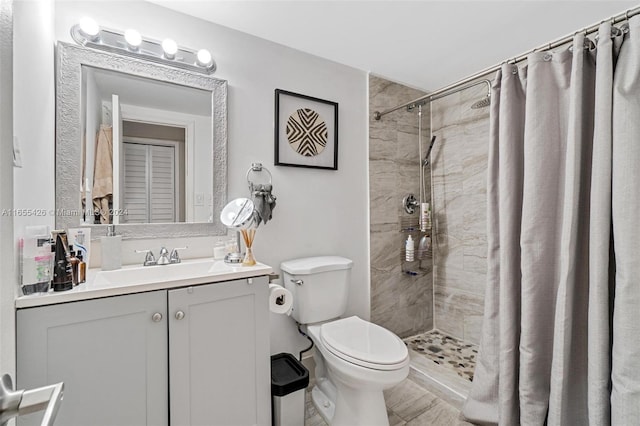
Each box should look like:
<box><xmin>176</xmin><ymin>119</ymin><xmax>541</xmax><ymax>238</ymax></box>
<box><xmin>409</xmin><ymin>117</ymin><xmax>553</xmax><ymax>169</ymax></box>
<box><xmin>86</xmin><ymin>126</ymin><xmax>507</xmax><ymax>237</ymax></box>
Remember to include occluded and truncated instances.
<box><xmin>136</xmin><ymin>247</ymin><xmax>187</xmax><ymax>266</ymax></box>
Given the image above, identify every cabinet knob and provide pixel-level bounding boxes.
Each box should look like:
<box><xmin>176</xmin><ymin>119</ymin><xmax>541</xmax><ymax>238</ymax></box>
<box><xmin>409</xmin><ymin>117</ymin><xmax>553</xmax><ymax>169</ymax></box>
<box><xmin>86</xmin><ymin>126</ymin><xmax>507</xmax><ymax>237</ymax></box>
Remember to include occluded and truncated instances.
<box><xmin>175</xmin><ymin>310</ymin><xmax>185</xmax><ymax>320</ymax></box>
<box><xmin>151</xmin><ymin>312</ymin><xmax>163</xmax><ymax>322</ymax></box>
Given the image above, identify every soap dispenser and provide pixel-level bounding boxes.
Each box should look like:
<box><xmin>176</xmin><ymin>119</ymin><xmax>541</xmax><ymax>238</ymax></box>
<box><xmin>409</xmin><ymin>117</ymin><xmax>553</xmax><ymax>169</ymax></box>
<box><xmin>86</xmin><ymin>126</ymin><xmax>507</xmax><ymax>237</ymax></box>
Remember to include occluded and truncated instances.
<box><xmin>101</xmin><ymin>224</ymin><xmax>122</xmax><ymax>271</ymax></box>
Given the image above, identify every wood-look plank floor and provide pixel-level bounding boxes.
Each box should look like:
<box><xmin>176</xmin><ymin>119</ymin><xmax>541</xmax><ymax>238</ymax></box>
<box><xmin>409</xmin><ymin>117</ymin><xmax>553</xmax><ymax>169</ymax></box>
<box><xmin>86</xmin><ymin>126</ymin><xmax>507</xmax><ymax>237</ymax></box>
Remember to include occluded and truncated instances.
<box><xmin>304</xmin><ymin>377</ymin><xmax>475</xmax><ymax>425</ymax></box>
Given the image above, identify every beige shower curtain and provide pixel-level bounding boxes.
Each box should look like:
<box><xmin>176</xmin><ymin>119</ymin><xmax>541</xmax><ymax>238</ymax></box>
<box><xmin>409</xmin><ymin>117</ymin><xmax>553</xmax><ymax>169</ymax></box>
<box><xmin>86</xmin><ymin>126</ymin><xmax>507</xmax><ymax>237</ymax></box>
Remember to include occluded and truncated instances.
<box><xmin>463</xmin><ymin>17</ymin><xmax>638</xmax><ymax>425</ymax></box>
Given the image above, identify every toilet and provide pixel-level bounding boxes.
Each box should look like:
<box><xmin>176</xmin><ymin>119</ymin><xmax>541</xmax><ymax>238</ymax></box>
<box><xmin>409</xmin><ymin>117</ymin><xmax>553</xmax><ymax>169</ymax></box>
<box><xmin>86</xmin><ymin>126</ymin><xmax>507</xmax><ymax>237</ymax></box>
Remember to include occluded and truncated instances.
<box><xmin>281</xmin><ymin>256</ymin><xmax>409</xmax><ymax>426</ymax></box>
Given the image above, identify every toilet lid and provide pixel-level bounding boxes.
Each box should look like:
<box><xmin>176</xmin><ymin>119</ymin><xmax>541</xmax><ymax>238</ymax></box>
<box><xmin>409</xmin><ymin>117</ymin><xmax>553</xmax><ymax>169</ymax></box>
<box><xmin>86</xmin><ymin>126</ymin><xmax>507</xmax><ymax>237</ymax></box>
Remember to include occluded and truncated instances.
<box><xmin>320</xmin><ymin>316</ymin><xmax>408</xmax><ymax>369</ymax></box>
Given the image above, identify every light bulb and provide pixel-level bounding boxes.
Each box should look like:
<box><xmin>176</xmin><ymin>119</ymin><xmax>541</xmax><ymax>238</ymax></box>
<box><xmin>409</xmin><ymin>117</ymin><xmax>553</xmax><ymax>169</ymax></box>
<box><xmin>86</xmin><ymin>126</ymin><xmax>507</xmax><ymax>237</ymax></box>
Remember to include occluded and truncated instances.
<box><xmin>162</xmin><ymin>38</ymin><xmax>178</xmax><ymax>59</ymax></box>
<box><xmin>124</xmin><ymin>29</ymin><xmax>142</xmax><ymax>49</ymax></box>
<box><xmin>196</xmin><ymin>49</ymin><xmax>212</xmax><ymax>67</ymax></box>
<box><xmin>78</xmin><ymin>17</ymin><xmax>99</xmax><ymax>40</ymax></box>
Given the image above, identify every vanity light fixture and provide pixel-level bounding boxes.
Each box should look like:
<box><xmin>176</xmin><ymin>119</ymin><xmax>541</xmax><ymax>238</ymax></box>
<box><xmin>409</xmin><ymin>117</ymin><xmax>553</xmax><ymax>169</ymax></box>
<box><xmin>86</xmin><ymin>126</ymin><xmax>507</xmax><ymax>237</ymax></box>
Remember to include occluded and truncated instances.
<box><xmin>162</xmin><ymin>38</ymin><xmax>178</xmax><ymax>59</ymax></box>
<box><xmin>70</xmin><ymin>19</ymin><xmax>217</xmax><ymax>74</ymax></box>
<box><xmin>196</xmin><ymin>49</ymin><xmax>213</xmax><ymax>68</ymax></box>
<box><xmin>124</xmin><ymin>29</ymin><xmax>142</xmax><ymax>50</ymax></box>
<box><xmin>78</xmin><ymin>16</ymin><xmax>99</xmax><ymax>42</ymax></box>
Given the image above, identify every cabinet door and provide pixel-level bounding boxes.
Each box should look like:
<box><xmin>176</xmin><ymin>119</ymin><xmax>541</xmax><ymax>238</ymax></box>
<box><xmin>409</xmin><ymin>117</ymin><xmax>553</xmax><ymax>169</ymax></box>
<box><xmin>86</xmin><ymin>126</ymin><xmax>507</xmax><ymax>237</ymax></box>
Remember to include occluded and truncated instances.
<box><xmin>17</xmin><ymin>291</ymin><xmax>168</xmax><ymax>426</ymax></box>
<box><xmin>169</xmin><ymin>277</ymin><xmax>270</xmax><ymax>426</ymax></box>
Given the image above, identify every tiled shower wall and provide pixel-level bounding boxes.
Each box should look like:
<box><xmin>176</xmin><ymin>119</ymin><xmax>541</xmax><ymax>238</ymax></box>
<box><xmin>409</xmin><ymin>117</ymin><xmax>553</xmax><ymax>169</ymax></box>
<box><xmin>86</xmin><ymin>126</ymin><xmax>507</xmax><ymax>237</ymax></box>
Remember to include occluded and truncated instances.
<box><xmin>430</xmin><ymin>80</ymin><xmax>490</xmax><ymax>344</ymax></box>
<box><xmin>369</xmin><ymin>75</ymin><xmax>433</xmax><ymax>338</ymax></box>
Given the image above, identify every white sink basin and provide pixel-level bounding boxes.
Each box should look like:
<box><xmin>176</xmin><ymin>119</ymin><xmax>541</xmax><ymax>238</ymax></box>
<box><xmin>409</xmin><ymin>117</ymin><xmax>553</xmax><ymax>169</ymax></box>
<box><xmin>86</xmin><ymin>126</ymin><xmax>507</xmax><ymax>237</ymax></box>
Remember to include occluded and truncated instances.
<box><xmin>93</xmin><ymin>259</ymin><xmax>254</xmax><ymax>288</ymax></box>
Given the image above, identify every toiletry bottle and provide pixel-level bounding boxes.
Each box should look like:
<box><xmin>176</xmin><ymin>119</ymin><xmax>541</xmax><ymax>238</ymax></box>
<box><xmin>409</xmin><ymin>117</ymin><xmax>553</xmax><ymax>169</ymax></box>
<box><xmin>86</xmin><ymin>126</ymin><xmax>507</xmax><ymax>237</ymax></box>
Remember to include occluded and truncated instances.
<box><xmin>77</xmin><ymin>253</ymin><xmax>86</xmax><ymax>283</ymax></box>
<box><xmin>68</xmin><ymin>249</ymin><xmax>80</xmax><ymax>286</ymax></box>
<box><xmin>405</xmin><ymin>235</ymin><xmax>415</xmax><ymax>262</ymax></box>
<box><xmin>420</xmin><ymin>203</ymin><xmax>430</xmax><ymax>231</ymax></box>
<box><xmin>101</xmin><ymin>224</ymin><xmax>122</xmax><ymax>271</ymax></box>
<box><xmin>51</xmin><ymin>233</ymin><xmax>73</xmax><ymax>291</ymax></box>
<box><xmin>74</xmin><ymin>231</ymin><xmax>88</xmax><ymax>263</ymax></box>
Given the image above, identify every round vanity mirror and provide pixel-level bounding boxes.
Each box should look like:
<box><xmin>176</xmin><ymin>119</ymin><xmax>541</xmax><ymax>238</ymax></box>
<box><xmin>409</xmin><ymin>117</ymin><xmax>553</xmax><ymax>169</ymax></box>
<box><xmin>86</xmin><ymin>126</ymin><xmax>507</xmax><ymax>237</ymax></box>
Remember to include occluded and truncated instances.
<box><xmin>220</xmin><ymin>198</ymin><xmax>255</xmax><ymax>229</ymax></box>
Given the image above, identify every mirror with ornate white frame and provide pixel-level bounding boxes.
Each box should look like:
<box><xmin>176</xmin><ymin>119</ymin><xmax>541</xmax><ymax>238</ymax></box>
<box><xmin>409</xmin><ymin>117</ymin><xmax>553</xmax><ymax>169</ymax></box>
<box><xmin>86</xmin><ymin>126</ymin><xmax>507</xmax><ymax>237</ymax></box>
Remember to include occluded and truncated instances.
<box><xmin>55</xmin><ymin>42</ymin><xmax>227</xmax><ymax>239</ymax></box>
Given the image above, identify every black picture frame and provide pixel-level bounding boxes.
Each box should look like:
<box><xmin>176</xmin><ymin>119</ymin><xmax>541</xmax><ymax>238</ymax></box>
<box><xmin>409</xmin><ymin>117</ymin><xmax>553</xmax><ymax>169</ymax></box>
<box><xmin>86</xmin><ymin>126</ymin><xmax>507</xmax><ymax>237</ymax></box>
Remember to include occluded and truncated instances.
<box><xmin>274</xmin><ymin>89</ymin><xmax>339</xmax><ymax>170</ymax></box>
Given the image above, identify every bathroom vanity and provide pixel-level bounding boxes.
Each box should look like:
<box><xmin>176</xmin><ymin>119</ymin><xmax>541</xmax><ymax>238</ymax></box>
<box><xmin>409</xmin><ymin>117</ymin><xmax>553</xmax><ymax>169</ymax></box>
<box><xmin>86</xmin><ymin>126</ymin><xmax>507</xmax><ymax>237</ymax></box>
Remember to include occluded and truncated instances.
<box><xmin>15</xmin><ymin>260</ymin><xmax>272</xmax><ymax>426</ymax></box>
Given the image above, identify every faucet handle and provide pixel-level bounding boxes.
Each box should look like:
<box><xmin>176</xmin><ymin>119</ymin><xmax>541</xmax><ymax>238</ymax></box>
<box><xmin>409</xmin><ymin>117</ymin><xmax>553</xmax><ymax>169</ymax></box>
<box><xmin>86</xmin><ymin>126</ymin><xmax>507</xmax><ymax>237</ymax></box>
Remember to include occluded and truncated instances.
<box><xmin>169</xmin><ymin>247</ymin><xmax>188</xmax><ymax>264</ymax></box>
<box><xmin>135</xmin><ymin>249</ymin><xmax>156</xmax><ymax>266</ymax></box>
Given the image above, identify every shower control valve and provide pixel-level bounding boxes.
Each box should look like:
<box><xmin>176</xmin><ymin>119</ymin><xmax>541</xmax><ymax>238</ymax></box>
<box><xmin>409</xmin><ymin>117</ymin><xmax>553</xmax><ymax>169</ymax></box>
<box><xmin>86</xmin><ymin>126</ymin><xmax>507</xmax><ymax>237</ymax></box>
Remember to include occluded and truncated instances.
<box><xmin>403</xmin><ymin>194</ymin><xmax>419</xmax><ymax>214</ymax></box>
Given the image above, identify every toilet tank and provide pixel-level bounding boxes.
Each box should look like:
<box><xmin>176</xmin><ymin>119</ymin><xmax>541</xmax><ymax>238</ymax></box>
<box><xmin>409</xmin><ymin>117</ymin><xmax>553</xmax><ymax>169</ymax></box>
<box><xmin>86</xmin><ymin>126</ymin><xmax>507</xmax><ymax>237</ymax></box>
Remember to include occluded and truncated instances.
<box><xmin>281</xmin><ymin>256</ymin><xmax>353</xmax><ymax>324</ymax></box>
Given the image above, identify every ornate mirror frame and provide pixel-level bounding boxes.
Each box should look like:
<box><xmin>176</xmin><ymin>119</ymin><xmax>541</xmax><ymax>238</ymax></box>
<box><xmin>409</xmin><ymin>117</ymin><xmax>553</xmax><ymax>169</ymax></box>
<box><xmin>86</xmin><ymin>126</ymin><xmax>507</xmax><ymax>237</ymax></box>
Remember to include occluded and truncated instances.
<box><xmin>56</xmin><ymin>42</ymin><xmax>227</xmax><ymax>239</ymax></box>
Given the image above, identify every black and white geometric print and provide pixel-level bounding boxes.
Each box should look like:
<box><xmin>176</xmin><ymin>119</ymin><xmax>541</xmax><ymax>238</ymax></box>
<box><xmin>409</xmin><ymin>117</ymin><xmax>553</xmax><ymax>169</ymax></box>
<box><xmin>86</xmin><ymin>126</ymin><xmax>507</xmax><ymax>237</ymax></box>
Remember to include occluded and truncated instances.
<box><xmin>286</xmin><ymin>108</ymin><xmax>328</xmax><ymax>157</ymax></box>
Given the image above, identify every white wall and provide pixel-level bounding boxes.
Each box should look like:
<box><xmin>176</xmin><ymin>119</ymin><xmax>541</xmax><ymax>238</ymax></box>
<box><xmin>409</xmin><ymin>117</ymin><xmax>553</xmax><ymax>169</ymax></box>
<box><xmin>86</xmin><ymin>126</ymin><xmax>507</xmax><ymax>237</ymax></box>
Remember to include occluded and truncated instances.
<box><xmin>4</xmin><ymin>0</ymin><xmax>55</xmax><ymax>378</ymax></box>
<box><xmin>0</xmin><ymin>0</ymin><xmax>14</xmax><ymax>378</ymax></box>
<box><xmin>11</xmin><ymin>0</ymin><xmax>370</xmax><ymax>356</ymax></box>
<box><xmin>13</xmin><ymin>0</ymin><xmax>55</xmax><ymax>237</ymax></box>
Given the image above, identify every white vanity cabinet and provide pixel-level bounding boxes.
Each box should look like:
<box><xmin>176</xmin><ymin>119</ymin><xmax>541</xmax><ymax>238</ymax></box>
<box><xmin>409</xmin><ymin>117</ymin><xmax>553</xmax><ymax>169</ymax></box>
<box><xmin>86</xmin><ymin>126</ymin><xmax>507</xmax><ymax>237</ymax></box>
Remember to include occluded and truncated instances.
<box><xmin>16</xmin><ymin>276</ymin><xmax>270</xmax><ymax>426</ymax></box>
<box><xmin>16</xmin><ymin>290</ymin><xmax>168</xmax><ymax>426</ymax></box>
<box><xmin>169</xmin><ymin>278</ymin><xmax>270</xmax><ymax>425</ymax></box>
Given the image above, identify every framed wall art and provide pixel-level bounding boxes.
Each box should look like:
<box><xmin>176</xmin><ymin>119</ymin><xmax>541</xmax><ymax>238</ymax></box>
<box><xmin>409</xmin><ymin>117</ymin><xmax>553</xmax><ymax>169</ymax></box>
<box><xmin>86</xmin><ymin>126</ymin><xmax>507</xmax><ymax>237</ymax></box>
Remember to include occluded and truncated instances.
<box><xmin>274</xmin><ymin>89</ymin><xmax>338</xmax><ymax>170</ymax></box>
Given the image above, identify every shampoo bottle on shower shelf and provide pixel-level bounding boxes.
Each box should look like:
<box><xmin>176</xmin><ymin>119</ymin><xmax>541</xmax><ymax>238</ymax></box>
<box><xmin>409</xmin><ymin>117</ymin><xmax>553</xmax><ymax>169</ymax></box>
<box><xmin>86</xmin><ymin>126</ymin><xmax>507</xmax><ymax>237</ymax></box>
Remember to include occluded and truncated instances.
<box><xmin>420</xmin><ymin>203</ymin><xmax>430</xmax><ymax>231</ymax></box>
<box><xmin>405</xmin><ymin>235</ymin><xmax>415</xmax><ymax>262</ymax></box>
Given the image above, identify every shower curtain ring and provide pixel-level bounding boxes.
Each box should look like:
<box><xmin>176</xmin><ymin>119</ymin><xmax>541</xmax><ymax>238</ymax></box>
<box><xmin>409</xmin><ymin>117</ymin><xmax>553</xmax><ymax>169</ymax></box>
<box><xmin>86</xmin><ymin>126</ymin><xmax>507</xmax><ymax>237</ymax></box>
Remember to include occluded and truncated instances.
<box><xmin>625</xmin><ymin>10</ymin><xmax>630</xmax><ymax>21</ymax></box>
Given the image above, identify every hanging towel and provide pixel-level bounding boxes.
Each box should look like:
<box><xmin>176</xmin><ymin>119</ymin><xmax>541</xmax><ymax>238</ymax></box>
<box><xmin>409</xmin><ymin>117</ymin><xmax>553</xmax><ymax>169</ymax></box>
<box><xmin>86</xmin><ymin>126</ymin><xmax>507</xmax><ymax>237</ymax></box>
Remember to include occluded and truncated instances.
<box><xmin>252</xmin><ymin>184</ymin><xmax>276</xmax><ymax>226</ymax></box>
<box><xmin>92</xmin><ymin>125</ymin><xmax>113</xmax><ymax>224</ymax></box>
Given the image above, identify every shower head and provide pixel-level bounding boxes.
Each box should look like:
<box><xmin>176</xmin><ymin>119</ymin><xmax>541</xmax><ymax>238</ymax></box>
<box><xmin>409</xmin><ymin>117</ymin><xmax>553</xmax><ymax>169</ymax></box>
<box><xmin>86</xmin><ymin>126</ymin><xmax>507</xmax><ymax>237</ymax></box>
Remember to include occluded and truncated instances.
<box><xmin>470</xmin><ymin>93</ymin><xmax>491</xmax><ymax>109</ymax></box>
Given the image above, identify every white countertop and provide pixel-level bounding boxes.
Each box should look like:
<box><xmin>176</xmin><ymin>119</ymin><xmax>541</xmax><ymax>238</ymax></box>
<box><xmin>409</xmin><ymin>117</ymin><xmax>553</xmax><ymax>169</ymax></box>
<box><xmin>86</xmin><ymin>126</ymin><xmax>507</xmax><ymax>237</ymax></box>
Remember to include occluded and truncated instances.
<box><xmin>16</xmin><ymin>258</ymin><xmax>273</xmax><ymax>309</ymax></box>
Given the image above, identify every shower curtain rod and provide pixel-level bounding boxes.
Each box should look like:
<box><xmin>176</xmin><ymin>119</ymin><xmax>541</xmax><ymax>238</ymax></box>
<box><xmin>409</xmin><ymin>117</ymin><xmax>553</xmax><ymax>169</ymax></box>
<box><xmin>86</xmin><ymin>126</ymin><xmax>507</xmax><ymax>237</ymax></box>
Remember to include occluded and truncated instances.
<box><xmin>373</xmin><ymin>5</ymin><xmax>640</xmax><ymax>121</ymax></box>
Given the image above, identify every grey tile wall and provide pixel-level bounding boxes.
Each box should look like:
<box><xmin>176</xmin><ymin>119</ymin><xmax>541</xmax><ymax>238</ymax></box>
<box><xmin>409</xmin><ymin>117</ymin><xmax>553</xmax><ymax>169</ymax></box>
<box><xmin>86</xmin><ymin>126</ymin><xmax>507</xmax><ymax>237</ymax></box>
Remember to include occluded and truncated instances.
<box><xmin>430</xmin><ymin>81</ymin><xmax>490</xmax><ymax>344</ymax></box>
<box><xmin>369</xmin><ymin>75</ymin><xmax>433</xmax><ymax>338</ymax></box>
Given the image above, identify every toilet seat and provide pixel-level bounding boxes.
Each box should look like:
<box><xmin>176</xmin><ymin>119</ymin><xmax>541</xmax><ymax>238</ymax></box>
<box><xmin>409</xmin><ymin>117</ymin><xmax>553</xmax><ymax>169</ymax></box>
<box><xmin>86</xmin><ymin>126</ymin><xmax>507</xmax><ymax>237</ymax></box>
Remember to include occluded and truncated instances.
<box><xmin>320</xmin><ymin>316</ymin><xmax>408</xmax><ymax>371</ymax></box>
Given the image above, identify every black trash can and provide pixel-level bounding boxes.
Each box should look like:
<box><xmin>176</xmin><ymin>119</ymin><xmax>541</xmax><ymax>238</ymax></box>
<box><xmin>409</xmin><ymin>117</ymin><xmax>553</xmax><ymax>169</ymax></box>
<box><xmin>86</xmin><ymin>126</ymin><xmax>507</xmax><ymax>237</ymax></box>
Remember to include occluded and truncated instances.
<box><xmin>271</xmin><ymin>353</ymin><xmax>309</xmax><ymax>426</ymax></box>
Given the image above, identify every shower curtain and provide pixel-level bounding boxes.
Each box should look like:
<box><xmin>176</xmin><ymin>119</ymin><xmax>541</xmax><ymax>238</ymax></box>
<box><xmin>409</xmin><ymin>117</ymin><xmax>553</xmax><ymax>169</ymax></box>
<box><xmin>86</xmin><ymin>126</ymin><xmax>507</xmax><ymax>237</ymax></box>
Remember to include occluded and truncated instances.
<box><xmin>463</xmin><ymin>17</ymin><xmax>640</xmax><ymax>426</ymax></box>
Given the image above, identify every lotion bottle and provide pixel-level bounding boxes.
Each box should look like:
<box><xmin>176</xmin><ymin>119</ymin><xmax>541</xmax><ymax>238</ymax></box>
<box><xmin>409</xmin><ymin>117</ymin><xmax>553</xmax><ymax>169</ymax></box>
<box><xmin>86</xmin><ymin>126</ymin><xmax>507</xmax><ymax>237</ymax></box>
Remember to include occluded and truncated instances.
<box><xmin>101</xmin><ymin>224</ymin><xmax>122</xmax><ymax>271</ymax></box>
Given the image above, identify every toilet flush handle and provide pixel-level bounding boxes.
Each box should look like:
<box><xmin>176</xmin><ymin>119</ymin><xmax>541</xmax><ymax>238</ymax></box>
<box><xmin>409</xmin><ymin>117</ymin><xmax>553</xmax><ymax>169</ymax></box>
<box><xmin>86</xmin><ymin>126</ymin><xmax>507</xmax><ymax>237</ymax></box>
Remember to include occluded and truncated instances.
<box><xmin>290</xmin><ymin>279</ymin><xmax>304</xmax><ymax>286</ymax></box>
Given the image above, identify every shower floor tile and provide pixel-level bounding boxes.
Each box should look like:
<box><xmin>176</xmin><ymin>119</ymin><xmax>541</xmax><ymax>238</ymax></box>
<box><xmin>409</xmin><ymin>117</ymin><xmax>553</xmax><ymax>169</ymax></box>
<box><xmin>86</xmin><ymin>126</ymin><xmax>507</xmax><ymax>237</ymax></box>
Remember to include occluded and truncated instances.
<box><xmin>404</xmin><ymin>330</ymin><xmax>477</xmax><ymax>382</ymax></box>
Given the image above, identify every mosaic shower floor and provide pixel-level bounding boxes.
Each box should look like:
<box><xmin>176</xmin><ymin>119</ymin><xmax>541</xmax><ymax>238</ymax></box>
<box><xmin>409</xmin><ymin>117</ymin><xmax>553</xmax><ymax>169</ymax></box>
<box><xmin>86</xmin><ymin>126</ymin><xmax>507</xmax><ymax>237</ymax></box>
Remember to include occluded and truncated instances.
<box><xmin>405</xmin><ymin>330</ymin><xmax>477</xmax><ymax>382</ymax></box>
